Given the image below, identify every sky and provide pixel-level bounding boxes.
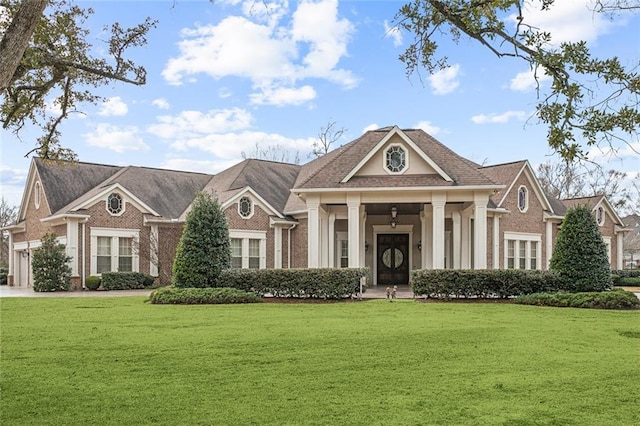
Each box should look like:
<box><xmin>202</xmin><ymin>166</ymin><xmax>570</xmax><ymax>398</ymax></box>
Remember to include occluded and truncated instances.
<box><xmin>1</xmin><ymin>0</ymin><xmax>639</xmax><ymax>210</ymax></box>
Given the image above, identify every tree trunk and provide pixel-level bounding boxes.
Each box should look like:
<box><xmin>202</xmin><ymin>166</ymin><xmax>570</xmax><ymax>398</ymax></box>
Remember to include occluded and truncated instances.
<box><xmin>0</xmin><ymin>0</ymin><xmax>49</xmax><ymax>91</ymax></box>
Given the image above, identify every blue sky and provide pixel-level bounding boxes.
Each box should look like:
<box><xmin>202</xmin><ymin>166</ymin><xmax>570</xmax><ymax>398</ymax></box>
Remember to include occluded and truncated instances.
<box><xmin>2</xmin><ymin>0</ymin><xmax>639</xmax><ymax>208</ymax></box>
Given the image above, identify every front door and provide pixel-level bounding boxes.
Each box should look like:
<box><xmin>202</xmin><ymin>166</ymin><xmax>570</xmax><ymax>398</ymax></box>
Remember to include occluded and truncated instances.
<box><xmin>377</xmin><ymin>234</ymin><xmax>409</xmax><ymax>285</ymax></box>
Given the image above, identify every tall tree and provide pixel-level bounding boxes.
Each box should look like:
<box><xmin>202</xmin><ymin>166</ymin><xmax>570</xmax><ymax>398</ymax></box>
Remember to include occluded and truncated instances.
<box><xmin>550</xmin><ymin>205</ymin><xmax>612</xmax><ymax>292</ymax></box>
<box><xmin>0</xmin><ymin>0</ymin><xmax>156</xmax><ymax>161</ymax></box>
<box><xmin>536</xmin><ymin>160</ymin><xmax>632</xmax><ymax>213</ymax></box>
<box><xmin>172</xmin><ymin>191</ymin><xmax>231</xmax><ymax>288</ymax></box>
<box><xmin>310</xmin><ymin>120</ymin><xmax>347</xmax><ymax>158</ymax></box>
<box><xmin>395</xmin><ymin>0</ymin><xmax>640</xmax><ymax>162</ymax></box>
<box><xmin>0</xmin><ymin>198</ymin><xmax>18</xmax><ymax>268</ymax></box>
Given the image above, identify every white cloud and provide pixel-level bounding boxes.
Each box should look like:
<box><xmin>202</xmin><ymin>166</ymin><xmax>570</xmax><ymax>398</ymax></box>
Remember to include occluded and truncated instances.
<box><xmin>84</xmin><ymin>124</ymin><xmax>149</xmax><ymax>153</ymax></box>
<box><xmin>587</xmin><ymin>140</ymin><xmax>640</xmax><ymax>162</ymax></box>
<box><xmin>429</xmin><ymin>65</ymin><xmax>460</xmax><ymax>95</ymax></box>
<box><xmin>152</xmin><ymin>98</ymin><xmax>170</xmax><ymax>110</ymax></box>
<box><xmin>0</xmin><ymin>164</ymin><xmax>28</xmax><ymax>207</ymax></box>
<box><xmin>362</xmin><ymin>123</ymin><xmax>379</xmax><ymax>133</ymax></box>
<box><xmin>471</xmin><ymin>111</ymin><xmax>527</xmax><ymax>124</ymax></box>
<box><xmin>509</xmin><ymin>69</ymin><xmax>552</xmax><ymax>92</ymax></box>
<box><xmin>413</xmin><ymin>120</ymin><xmax>441</xmax><ymax>135</ymax></box>
<box><xmin>147</xmin><ymin>108</ymin><xmax>253</xmax><ymax>139</ymax></box>
<box><xmin>98</xmin><ymin>97</ymin><xmax>128</xmax><ymax>116</ymax></box>
<box><xmin>383</xmin><ymin>20</ymin><xmax>402</xmax><ymax>47</ymax></box>
<box><xmin>512</xmin><ymin>0</ymin><xmax>617</xmax><ymax>45</ymax></box>
<box><xmin>250</xmin><ymin>85</ymin><xmax>316</xmax><ymax>106</ymax></box>
<box><xmin>162</xmin><ymin>0</ymin><xmax>356</xmax><ymax>106</ymax></box>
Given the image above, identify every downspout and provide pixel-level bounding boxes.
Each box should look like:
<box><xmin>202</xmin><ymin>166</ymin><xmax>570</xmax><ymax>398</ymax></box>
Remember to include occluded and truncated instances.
<box><xmin>287</xmin><ymin>223</ymin><xmax>297</xmax><ymax>269</ymax></box>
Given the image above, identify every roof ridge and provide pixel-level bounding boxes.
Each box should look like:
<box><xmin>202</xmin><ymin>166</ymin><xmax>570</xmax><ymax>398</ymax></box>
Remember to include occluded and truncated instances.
<box><xmin>482</xmin><ymin>159</ymin><xmax>527</xmax><ymax>169</ymax></box>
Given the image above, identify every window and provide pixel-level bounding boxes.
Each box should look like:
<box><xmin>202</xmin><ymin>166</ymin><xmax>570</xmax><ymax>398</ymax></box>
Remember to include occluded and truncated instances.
<box><xmin>238</xmin><ymin>196</ymin><xmax>253</xmax><ymax>218</ymax></box>
<box><xmin>107</xmin><ymin>193</ymin><xmax>123</xmax><ymax>215</ymax></box>
<box><xmin>90</xmin><ymin>228</ymin><xmax>139</xmax><ymax>275</ymax></box>
<box><xmin>228</xmin><ymin>231</ymin><xmax>266</xmax><ymax>269</ymax></box>
<box><xmin>230</xmin><ymin>238</ymin><xmax>243</xmax><ymax>268</ymax></box>
<box><xmin>596</xmin><ymin>206</ymin><xmax>605</xmax><ymax>226</ymax></box>
<box><xmin>340</xmin><ymin>240</ymin><xmax>349</xmax><ymax>268</ymax></box>
<box><xmin>118</xmin><ymin>237</ymin><xmax>133</xmax><ymax>272</ymax></box>
<box><xmin>504</xmin><ymin>232</ymin><xmax>541</xmax><ymax>270</ymax></box>
<box><xmin>97</xmin><ymin>236</ymin><xmax>111</xmax><ymax>273</ymax></box>
<box><xmin>385</xmin><ymin>145</ymin><xmax>406</xmax><ymax>173</ymax></box>
<box><xmin>517</xmin><ymin>186</ymin><xmax>528</xmax><ymax>212</ymax></box>
<box><xmin>507</xmin><ymin>240</ymin><xmax>515</xmax><ymax>269</ymax></box>
<box><xmin>34</xmin><ymin>181</ymin><xmax>41</xmax><ymax>209</ymax></box>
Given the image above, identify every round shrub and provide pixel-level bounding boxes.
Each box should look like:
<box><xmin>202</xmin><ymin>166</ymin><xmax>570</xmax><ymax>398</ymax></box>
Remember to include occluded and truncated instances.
<box><xmin>549</xmin><ymin>204</ymin><xmax>612</xmax><ymax>292</ymax></box>
<box><xmin>85</xmin><ymin>275</ymin><xmax>101</xmax><ymax>290</ymax></box>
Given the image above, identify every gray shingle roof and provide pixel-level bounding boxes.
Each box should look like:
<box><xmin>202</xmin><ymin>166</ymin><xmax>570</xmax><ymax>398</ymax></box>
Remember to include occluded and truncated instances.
<box><xmin>481</xmin><ymin>160</ymin><xmax>527</xmax><ymax>207</ymax></box>
<box><xmin>293</xmin><ymin>128</ymin><xmax>499</xmax><ymax>189</ymax></box>
<box><xmin>203</xmin><ymin>159</ymin><xmax>301</xmax><ymax>213</ymax></box>
<box><xmin>35</xmin><ymin>158</ymin><xmax>122</xmax><ymax>214</ymax></box>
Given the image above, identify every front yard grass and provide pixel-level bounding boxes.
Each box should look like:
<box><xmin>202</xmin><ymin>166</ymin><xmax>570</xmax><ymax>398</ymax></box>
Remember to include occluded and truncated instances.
<box><xmin>1</xmin><ymin>297</ymin><xmax>639</xmax><ymax>425</ymax></box>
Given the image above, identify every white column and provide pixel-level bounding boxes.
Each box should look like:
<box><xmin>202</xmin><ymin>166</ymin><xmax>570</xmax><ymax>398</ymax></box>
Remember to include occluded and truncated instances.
<box><xmin>347</xmin><ymin>194</ymin><xmax>361</xmax><ymax>268</ymax></box>
<box><xmin>66</xmin><ymin>220</ymin><xmax>79</xmax><ymax>276</ymax></box>
<box><xmin>422</xmin><ymin>204</ymin><xmax>433</xmax><ymax>269</ymax></box>
<box><xmin>328</xmin><ymin>213</ymin><xmax>336</xmax><ymax>268</ymax></box>
<box><xmin>432</xmin><ymin>194</ymin><xmax>446</xmax><ymax>269</ymax></box>
<box><xmin>319</xmin><ymin>207</ymin><xmax>329</xmax><ymax>267</ymax></box>
<box><xmin>545</xmin><ymin>221</ymin><xmax>553</xmax><ymax>269</ymax></box>
<box><xmin>492</xmin><ymin>215</ymin><xmax>500</xmax><ymax>269</ymax></box>
<box><xmin>7</xmin><ymin>231</ymin><xmax>13</xmax><ymax>278</ymax></box>
<box><xmin>150</xmin><ymin>224</ymin><xmax>159</xmax><ymax>275</ymax></box>
<box><xmin>473</xmin><ymin>193</ymin><xmax>488</xmax><ymax>269</ymax></box>
<box><xmin>617</xmin><ymin>232</ymin><xmax>624</xmax><ymax>270</ymax></box>
<box><xmin>461</xmin><ymin>212</ymin><xmax>471</xmax><ymax>269</ymax></box>
<box><xmin>273</xmin><ymin>225</ymin><xmax>282</xmax><ymax>269</ymax></box>
<box><xmin>452</xmin><ymin>211</ymin><xmax>461</xmax><ymax>269</ymax></box>
<box><xmin>307</xmin><ymin>195</ymin><xmax>320</xmax><ymax>268</ymax></box>
<box><xmin>359</xmin><ymin>207</ymin><xmax>367</xmax><ymax>268</ymax></box>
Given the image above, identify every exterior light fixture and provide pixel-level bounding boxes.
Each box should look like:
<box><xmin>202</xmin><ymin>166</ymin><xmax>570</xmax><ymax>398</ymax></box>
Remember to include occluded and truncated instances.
<box><xmin>364</xmin><ymin>241</ymin><xmax>369</xmax><ymax>252</ymax></box>
<box><xmin>417</xmin><ymin>240</ymin><xmax>422</xmax><ymax>251</ymax></box>
<box><xmin>390</xmin><ymin>205</ymin><xmax>398</xmax><ymax>228</ymax></box>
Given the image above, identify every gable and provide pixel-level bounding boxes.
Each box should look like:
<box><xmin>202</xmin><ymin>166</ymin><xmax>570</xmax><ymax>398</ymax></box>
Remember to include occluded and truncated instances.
<box><xmin>354</xmin><ymin>133</ymin><xmax>439</xmax><ymax>177</ymax></box>
<box><xmin>495</xmin><ymin>161</ymin><xmax>552</xmax><ymax>212</ymax></box>
<box><xmin>341</xmin><ymin>127</ymin><xmax>453</xmax><ymax>183</ymax></box>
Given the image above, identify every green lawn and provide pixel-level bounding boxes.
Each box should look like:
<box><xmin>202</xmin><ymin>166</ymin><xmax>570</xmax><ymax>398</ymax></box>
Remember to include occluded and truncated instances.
<box><xmin>1</xmin><ymin>297</ymin><xmax>639</xmax><ymax>425</ymax></box>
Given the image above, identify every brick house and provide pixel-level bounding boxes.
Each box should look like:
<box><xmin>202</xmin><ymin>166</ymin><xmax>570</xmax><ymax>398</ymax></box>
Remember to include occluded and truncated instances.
<box><xmin>5</xmin><ymin>126</ymin><xmax>628</xmax><ymax>289</ymax></box>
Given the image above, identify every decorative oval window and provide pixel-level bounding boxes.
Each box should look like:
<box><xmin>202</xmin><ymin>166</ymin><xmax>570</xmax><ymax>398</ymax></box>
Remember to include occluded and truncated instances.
<box><xmin>107</xmin><ymin>193</ymin><xmax>123</xmax><ymax>215</ymax></box>
<box><xmin>238</xmin><ymin>196</ymin><xmax>252</xmax><ymax>218</ymax></box>
<box><xmin>517</xmin><ymin>186</ymin><xmax>528</xmax><ymax>213</ymax></box>
<box><xmin>382</xmin><ymin>248</ymin><xmax>404</xmax><ymax>269</ymax></box>
<box><xmin>596</xmin><ymin>206</ymin><xmax>605</xmax><ymax>226</ymax></box>
<box><xmin>385</xmin><ymin>146</ymin><xmax>406</xmax><ymax>173</ymax></box>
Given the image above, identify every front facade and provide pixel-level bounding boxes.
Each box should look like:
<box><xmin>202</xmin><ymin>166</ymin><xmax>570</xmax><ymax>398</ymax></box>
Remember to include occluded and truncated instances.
<box><xmin>5</xmin><ymin>126</ymin><xmax>628</xmax><ymax>288</ymax></box>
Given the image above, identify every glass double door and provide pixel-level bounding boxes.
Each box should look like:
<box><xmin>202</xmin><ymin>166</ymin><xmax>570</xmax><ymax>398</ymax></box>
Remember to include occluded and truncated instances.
<box><xmin>376</xmin><ymin>234</ymin><xmax>409</xmax><ymax>285</ymax></box>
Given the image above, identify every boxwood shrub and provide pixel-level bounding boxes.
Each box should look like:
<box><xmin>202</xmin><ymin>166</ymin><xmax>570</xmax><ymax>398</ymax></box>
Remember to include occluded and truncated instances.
<box><xmin>411</xmin><ymin>269</ymin><xmax>562</xmax><ymax>299</ymax></box>
<box><xmin>515</xmin><ymin>289</ymin><xmax>640</xmax><ymax>310</ymax></box>
<box><xmin>85</xmin><ymin>275</ymin><xmax>101</xmax><ymax>291</ymax></box>
<box><xmin>0</xmin><ymin>267</ymin><xmax>8</xmax><ymax>285</ymax></box>
<box><xmin>612</xmin><ymin>270</ymin><xmax>640</xmax><ymax>278</ymax></box>
<box><xmin>213</xmin><ymin>267</ymin><xmax>369</xmax><ymax>299</ymax></box>
<box><xmin>621</xmin><ymin>277</ymin><xmax>640</xmax><ymax>286</ymax></box>
<box><xmin>149</xmin><ymin>286</ymin><xmax>262</xmax><ymax>304</ymax></box>
<box><xmin>101</xmin><ymin>272</ymin><xmax>155</xmax><ymax>290</ymax></box>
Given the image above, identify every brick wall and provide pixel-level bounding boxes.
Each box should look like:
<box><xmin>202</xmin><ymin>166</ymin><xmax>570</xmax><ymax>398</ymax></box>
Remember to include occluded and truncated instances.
<box><xmin>291</xmin><ymin>218</ymin><xmax>308</xmax><ymax>268</ymax></box>
<box><xmin>157</xmin><ymin>224</ymin><xmax>183</xmax><ymax>285</ymax></box>
<box><xmin>226</xmin><ymin>202</ymin><xmax>276</xmax><ymax>268</ymax></box>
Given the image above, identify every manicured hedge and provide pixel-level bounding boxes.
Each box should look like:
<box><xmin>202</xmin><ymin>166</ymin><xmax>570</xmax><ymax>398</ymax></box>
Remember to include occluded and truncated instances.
<box><xmin>149</xmin><ymin>286</ymin><xmax>261</xmax><ymax>305</ymax></box>
<box><xmin>515</xmin><ymin>290</ymin><xmax>640</xmax><ymax>310</ymax></box>
<box><xmin>213</xmin><ymin>268</ymin><xmax>369</xmax><ymax>299</ymax></box>
<box><xmin>612</xmin><ymin>270</ymin><xmax>640</xmax><ymax>278</ymax></box>
<box><xmin>411</xmin><ymin>269</ymin><xmax>562</xmax><ymax>299</ymax></box>
<box><xmin>620</xmin><ymin>277</ymin><xmax>640</xmax><ymax>286</ymax></box>
<box><xmin>101</xmin><ymin>272</ymin><xmax>155</xmax><ymax>290</ymax></box>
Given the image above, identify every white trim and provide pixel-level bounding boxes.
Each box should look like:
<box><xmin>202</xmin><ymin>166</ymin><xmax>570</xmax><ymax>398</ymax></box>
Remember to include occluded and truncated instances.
<box><xmin>341</xmin><ymin>126</ymin><xmax>453</xmax><ymax>183</ymax></box>
<box><xmin>383</xmin><ymin>143</ymin><xmax>408</xmax><ymax>175</ymax></box>
<box><xmin>237</xmin><ymin>195</ymin><xmax>254</xmax><ymax>219</ymax></box>
<box><xmin>517</xmin><ymin>185</ymin><xmax>529</xmax><ymax>213</ymax></box>
<box><xmin>372</xmin><ymin>224</ymin><xmax>414</xmax><ymax>286</ymax></box>
<box><xmin>603</xmin><ymin>236</ymin><xmax>612</xmax><ymax>264</ymax></box>
<box><xmin>229</xmin><ymin>230</ymin><xmax>267</xmax><ymax>269</ymax></box>
<box><xmin>150</xmin><ymin>225</ymin><xmax>159</xmax><ymax>276</ymax></box>
<box><xmin>74</xmin><ymin>183</ymin><xmax>159</xmax><ymax>216</ymax></box>
<box><xmin>89</xmin><ymin>228</ymin><xmax>140</xmax><ymax>276</ymax></box>
<box><xmin>223</xmin><ymin>186</ymin><xmax>284</xmax><ymax>218</ymax></box>
<box><xmin>106</xmin><ymin>192</ymin><xmax>125</xmax><ymax>217</ymax></box>
<box><xmin>495</xmin><ymin>161</ymin><xmax>553</xmax><ymax>212</ymax></box>
<box><xmin>596</xmin><ymin>206</ymin><xmax>605</xmax><ymax>226</ymax></box>
<box><xmin>503</xmin><ymin>232</ymin><xmax>542</xmax><ymax>270</ymax></box>
<box><xmin>292</xmin><ymin>185</ymin><xmax>503</xmax><ymax>195</ymax></box>
<box><xmin>34</xmin><ymin>181</ymin><xmax>41</xmax><ymax>209</ymax></box>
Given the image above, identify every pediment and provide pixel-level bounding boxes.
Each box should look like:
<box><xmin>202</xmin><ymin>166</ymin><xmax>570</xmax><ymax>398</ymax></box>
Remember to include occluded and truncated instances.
<box><xmin>341</xmin><ymin>127</ymin><xmax>452</xmax><ymax>183</ymax></box>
